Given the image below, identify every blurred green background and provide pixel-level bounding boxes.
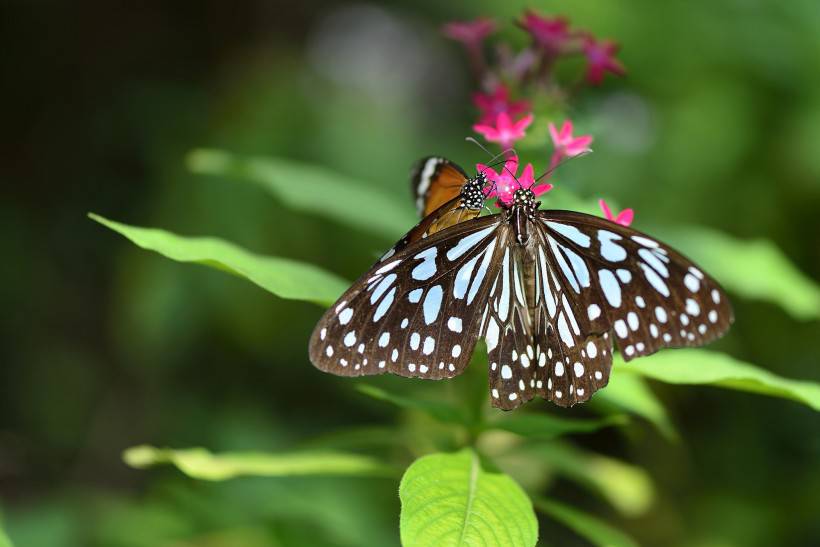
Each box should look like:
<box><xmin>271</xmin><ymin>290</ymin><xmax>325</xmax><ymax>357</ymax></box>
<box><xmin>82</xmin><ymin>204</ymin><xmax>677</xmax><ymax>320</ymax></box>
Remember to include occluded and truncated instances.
<box><xmin>2</xmin><ymin>1</ymin><xmax>819</xmax><ymax>546</ymax></box>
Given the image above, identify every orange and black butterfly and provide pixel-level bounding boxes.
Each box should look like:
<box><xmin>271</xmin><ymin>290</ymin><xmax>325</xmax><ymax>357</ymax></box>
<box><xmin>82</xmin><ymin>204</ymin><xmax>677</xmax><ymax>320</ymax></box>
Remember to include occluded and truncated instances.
<box><xmin>380</xmin><ymin>157</ymin><xmax>488</xmax><ymax>261</ymax></box>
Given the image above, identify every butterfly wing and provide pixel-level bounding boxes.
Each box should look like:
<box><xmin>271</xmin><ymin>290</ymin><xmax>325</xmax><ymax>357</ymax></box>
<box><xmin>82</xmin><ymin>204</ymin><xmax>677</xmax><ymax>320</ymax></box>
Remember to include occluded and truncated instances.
<box><xmin>482</xmin><ymin>244</ymin><xmax>541</xmax><ymax>409</ymax></box>
<box><xmin>309</xmin><ymin>215</ymin><xmax>507</xmax><ymax>380</ymax></box>
<box><xmin>521</xmin><ymin>210</ymin><xmax>733</xmax><ymax>407</ymax></box>
<box><xmin>411</xmin><ymin>157</ymin><xmax>470</xmax><ymax>217</ymax></box>
<box><xmin>381</xmin><ymin>194</ymin><xmax>483</xmax><ymax>262</ymax></box>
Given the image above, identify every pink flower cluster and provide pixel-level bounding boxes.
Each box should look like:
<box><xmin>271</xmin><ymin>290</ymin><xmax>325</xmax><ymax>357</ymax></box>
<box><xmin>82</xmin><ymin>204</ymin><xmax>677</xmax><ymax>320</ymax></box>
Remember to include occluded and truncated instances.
<box><xmin>443</xmin><ymin>11</ymin><xmax>631</xmax><ymax>224</ymax></box>
<box><xmin>443</xmin><ymin>11</ymin><xmax>625</xmax><ymax>87</ymax></box>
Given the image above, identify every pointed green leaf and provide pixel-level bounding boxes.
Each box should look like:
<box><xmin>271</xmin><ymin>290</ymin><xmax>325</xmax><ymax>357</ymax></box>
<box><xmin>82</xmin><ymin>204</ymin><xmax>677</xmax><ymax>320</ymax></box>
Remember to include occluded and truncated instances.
<box><xmin>534</xmin><ymin>497</ymin><xmax>639</xmax><ymax>547</ymax></box>
<box><xmin>187</xmin><ymin>149</ymin><xmax>416</xmax><ymax>237</ymax></box>
<box><xmin>617</xmin><ymin>350</ymin><xmax>820</xmax><ymax>411</ymax></box>
<box><xmin>90</xmin><ymin>213</ymin><xmax>348</xmax><ymax>306</ymax></box>
<box><xmin>357</xmin><ymin>385</ymin><xmax>467</xmax><ymax>425</ymax></box>
<box><xmin>662</xmin><ymin>226</ymin><xmax>820</xmax><ymax>320</ymax></box>
<box><xmin>488</xmin><ymin>412</ymin><xmax>627</xmax><ymax>440</ymax></box>
<box><xmin>123</xmin><ymin>445</ymin><xmax>393</xmax><ymax>480</ymax></box>
<box><xmin>400</xmin><ymin>449</ymin><xmax>538</xmax><ymax>547</ymax></box>
<box><xmin>596</xmin><ymin>371</ymin><xmax>678</xmax><ymax>440</ymax></box>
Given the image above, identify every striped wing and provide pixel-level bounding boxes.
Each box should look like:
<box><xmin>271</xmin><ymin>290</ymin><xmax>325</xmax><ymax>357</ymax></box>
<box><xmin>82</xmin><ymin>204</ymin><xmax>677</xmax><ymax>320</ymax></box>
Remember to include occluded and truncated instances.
<box><xmin>380</xmin><ymin>194</ymin><xmax>485</xmax><ymax>262</ymax></box>
<box><xmin>309</xmin><ymin>216</ymin><xmax>506</xmax><ymax>379</ymax></box>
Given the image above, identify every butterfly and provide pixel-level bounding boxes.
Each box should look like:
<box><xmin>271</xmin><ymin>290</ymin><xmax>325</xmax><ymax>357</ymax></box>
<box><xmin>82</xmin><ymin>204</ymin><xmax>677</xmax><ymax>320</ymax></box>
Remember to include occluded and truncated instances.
<box><xmin>309</xmin><ymin>159</ymin><xmax>733</xmax><ymax>409</ymax></box>
<box><xmin>382</xmin><ymin>157</ymin><xmax>488</xmax><ymax>260</ymax></box>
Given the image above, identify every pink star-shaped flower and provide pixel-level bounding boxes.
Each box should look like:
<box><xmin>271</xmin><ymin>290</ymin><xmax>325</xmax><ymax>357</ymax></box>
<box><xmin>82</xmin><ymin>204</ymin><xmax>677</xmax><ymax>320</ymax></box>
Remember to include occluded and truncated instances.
<box><xmin>473</xmin><ymin>112</ymin><xmax>534</xmax><ymax>150</ymax></box>
<box><xmin>519</xmin><ymin>11</ymin><xmax>571</xmax><ymax>53</ymax></box>
<box><xmin>549</xmin><ymin>120</ymin><xmax>593</xmax><ymax>157</ymax></box>
<box><xmin>548</xmin><ymin>120</ymin><xmax>593</xmax><ymax>169</ymax></box>
<box><xmin>599</xmin><ymin>199</ymin><xmax>634</xmax><ymax>226</ymax></box>
<box><xmin>582</xmin><ymin>35</ymin><xmax>625</xmax><ymax>85</ymax></box>
<box><xmin>473</xmin><ymin>85</ymin><xmax>531</xmax><ymax>125</ymax></box>
<box><xmin>476</xmin><ymin>156</ymin><xmax>552</xmax><ymax>207</ymax></box>
<box><xmin>442</xmin><ymin>18</ymin><xmax>496</xmax><ymax>48</ymax></box>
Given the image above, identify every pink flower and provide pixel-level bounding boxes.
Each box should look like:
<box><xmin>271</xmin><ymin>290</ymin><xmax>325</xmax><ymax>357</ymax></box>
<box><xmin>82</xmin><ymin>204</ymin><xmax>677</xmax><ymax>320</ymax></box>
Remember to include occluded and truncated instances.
<box><xmin>519</xmin><ymin>11</ymin><xmax>572</xmax><ymax>53</ymax></box>
<box><xmin>548</xmin><ymin>120</ymin><xmax>592</xmax><ymax>170</ymax></box>
<box><xmin>582</xmin><ymin>35</ymin><xmax>625</xmax><ymax>85</ymax></box>
<box><xmin>473</xmin><ymin>85</ymin><xmax>531</xmax><ymax>125</ymax></box>
<box><xmin>599</xmin><ymin>199</ymin><xmax>634</xmax><ymax>226</ymax></box>
<box><xmin>473</xmin><ymin>112</ymin><xmax>534</xmax><ymax>150</ymax></box>
<box><xmin>549</xmin><ymin>120</ymin><xmax>593</xmax><ymax>157</ymax></box>
<box><xmin>442</xmin><ymin>18</ymin><xmax>496</xmax><ymax>47</ymax></box>
<box><xmin>476</xmin><ymin>156</ymin><xmax>552</xmax><ymax>206</ymax></box>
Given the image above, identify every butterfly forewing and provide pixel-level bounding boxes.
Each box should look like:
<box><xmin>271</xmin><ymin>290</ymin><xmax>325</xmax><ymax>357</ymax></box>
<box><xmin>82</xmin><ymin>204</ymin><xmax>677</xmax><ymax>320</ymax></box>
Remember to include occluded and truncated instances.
<box><xmin>411</xmin><ymin>157</ymin><xmax>470</xmax><ymax>217</ymax></box>
<box><xmin>309</xmin><ymin>216</ymin><xmax>505</xmax><ymax>379</ymax></box>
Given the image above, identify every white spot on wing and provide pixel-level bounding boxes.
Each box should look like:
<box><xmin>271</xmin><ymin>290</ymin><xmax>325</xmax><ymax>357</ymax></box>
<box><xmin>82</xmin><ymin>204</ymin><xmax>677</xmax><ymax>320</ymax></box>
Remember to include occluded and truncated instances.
<box><xmin>598</xmin><ymin>269</ymin><xmax>622</xmax><ymax>307</ymax></box>
<box><xmin>547</xmin><ymin>221</ymin><xmax>591</xmax><ymax>247</ymax></box>
<box><xmin>423</xmin><ymin>336</ymin><xmax>435</xmax><ymax>355</ymax></box>
<box><xmin>423</xmin><ymin>285</ymin><xmax>443</xmax><ymax>324</ymax></box>
<box><xmin>598</xmin><ymin>230</ymin><xmax>627</xmax><ymax>262</ymax></box>
<box><xmin>446</xmin><ymin>226</ymin><xmax>495</xmax><ymax>261</ymax></box>
<box><xmin>338</xmin><ymin>307</ymin><xmax>354</xmax><ymax>325</ymax></box>
<box><xmin>411</xmin><ymin>247</ymin><xmax>437</xmax><ymax>281</ymax></box>
<box><xmin>447</xmin><ymin>316</ymin><xmax>463</xmax><ymax>332</ymax></box>
<box><xmin>373</xmin><ymin>287</ymin><xmax>396</xmax><ymax>321</ymax></box>
<box><xmin>587</xmin><ymin>304</ymin><xmax>601</xmax><ymax>320</ymax></box>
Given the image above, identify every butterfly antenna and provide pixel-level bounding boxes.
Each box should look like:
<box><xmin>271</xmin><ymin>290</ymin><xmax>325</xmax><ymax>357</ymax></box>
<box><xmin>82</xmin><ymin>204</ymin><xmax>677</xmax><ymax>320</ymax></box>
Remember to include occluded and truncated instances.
<box><xmin>533</xmin><ymin>150</ymin><xmax>593</xmax><ymax>184</ymax></box>
<box><xmin>466</xmin><ymin>137</ymin><xmax>517</xmax><ymax>163</ymax></box>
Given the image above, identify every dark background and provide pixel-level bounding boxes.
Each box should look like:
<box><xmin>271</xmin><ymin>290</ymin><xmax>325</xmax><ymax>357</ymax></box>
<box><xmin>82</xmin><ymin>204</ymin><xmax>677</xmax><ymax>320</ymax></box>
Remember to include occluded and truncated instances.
<box><xmin>2</xmin><ymin>1</ymin><xmax>819</xmax><ymax>545</ymax></box>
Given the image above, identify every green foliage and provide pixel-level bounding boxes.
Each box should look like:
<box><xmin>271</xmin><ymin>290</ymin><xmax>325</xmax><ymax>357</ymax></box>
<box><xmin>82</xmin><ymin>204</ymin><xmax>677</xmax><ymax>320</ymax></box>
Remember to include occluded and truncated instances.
<box><xmin>523</xmin><ymin>442</ymin><xmax>655</xmax><ymax>517</ymax></box>
<box><xmin>618</xmin><ymin>349</ymin><xmax>820</xmax><ymax>411</ymax></box>
<box><xmin>661</xmin><ymin>226</ymin><xmax>820</xmax><ymax>320</ymax></box>
<box><xmin>187</xmin><ymin>149</ymin><xmax>416</xmax><ymax>238</ymax></box>
<box><xmin>534</xmin><ymin>497</ymin><xmax>639</xmax><ymax>547</ymax></box>
<box><xmin>123</xmin><ymin>445</ymin><xmax>393</xmax><ymax>480</ymax></box>
<box><xmin>0</xmin><ymin>521</ymin><xmax>12</xmax><ymax>547</ymax></box>
<box><xmin>488</xmin><ymin>411</ymin><xmax>627</xmax><ymax>439</ymax></box>
<box><xmin>596</xmin><ymin>372</ymin><xmax>679</xmax><ymax>440</ymax></box>
<box><xmin>357</xmin><ymin>384</ymin><xmax>469</xmax><ymax>426</ymax></box>
<box><xmin>89</xmin><ymin>213</ymin><xmax>348</xmax><ymax>307</ymax></box>
<box><xmin>399</xmin><ymin>449</ymin><xmax>538</xmax><ymax>547</ymax></box>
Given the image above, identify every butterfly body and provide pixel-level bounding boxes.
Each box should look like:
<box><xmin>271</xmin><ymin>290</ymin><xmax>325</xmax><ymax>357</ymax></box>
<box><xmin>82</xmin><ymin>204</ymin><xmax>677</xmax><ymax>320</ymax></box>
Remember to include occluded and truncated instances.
<box><xmin>309</xmin><ymin>161</ymin><xmax>732</xmax><ymax>409</ymax></box>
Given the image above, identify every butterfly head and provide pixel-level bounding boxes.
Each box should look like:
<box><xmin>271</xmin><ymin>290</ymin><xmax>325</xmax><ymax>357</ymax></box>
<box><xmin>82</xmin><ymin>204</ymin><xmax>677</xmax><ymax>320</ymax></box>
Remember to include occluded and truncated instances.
<box><xmin>512</xmin><ymin>188</ymin><xmax>539</xmax><ymax>215</ymax></box>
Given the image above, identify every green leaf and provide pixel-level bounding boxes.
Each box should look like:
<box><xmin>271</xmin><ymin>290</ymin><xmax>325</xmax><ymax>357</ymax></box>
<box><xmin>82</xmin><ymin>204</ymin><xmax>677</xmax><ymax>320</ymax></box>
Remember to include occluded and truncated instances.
<box><xmin>89</xmin><ymin>213</ymin><xmax>348</xmax><ymax>306</ymax></box>
<box><xmin>596</xmin><ymin>371</ymin><xmax>678</xmax><ymax>440</ymax></box>
<box><xmin>123</xmin><ymin>445</ymin><xmax>393</xmax><ymax>480</ymax></box>
<box><xmin>488</xmin><ymin>412</ymin><xmax>627</xmax><ymax>440</ymax></box>
<box><xmin>357</xmin><ymin>385</ymin><xmax>467</xmax><ymax>425</ymax></box>
<box><xmin>187</xmin><ymin>149</ymin><xmax>416</xmax><ymax>237</ymax></box>
<box><xmin>617</xmin><ymin>349</ymin><xmax>820</xmax><ymax>411</ymax></box>
<box><xmin>534</xmin><ymin>497</ymin><xmax>639</xmax><ymax>547</ymax></box>
<box><xmin>400</xmin><ymin>449</ymin><xmax>538</xmax><ymax>547</ymax></box>
<box><xmin>524</xmin><ymin>441</ymin><xmax>654</xmax><ymax>517</ymax></box>
<box><xmin>662</xmin><ymin>225</ymin><xmax>820</xmax><ymax>320</ymax></box>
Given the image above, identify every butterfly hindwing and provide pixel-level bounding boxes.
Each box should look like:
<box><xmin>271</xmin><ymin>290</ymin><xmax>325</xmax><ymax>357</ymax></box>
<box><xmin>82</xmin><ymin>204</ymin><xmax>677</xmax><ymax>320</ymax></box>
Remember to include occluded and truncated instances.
<box><xmin>482</xmin><ymin>243</ymin><xmax>544</xmax><ymax>409</ymax></box>
<box><xmin>528</xmin><ymin>225</ymin><xmax>617</xmax><ymax>407</ymax></box>
<box><xmin>309</xmin><ymin>216</ymin><xmax>506</xmax><ymax>380</ymax></box>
